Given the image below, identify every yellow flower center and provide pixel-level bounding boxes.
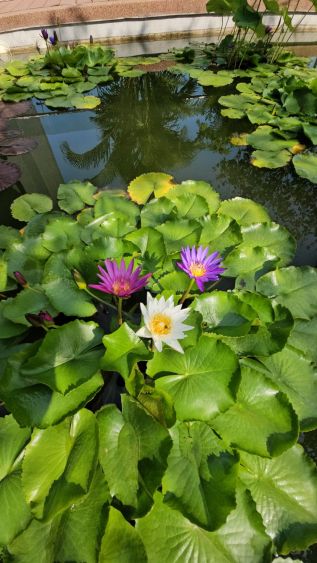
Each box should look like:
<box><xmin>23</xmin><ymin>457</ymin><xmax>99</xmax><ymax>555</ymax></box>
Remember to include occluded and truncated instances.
<box><xmin>112</xmin><ymin>280</ymin><xmax>130</xmax><ymax>294</ymax></box>
<box><xmin>189</xmin><ymin>262</ymin><xmax>207</xmax><ymax>278</ymax></box>
<box><xmin>150</xmin><ymin>313</ymin><xmax>172</xmax><ymax>336</ymax></box>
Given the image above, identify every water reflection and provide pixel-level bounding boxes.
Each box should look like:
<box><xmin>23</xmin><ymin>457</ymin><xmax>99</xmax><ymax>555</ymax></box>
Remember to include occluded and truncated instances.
<box><xmin>3</xmin><ymin>70</ymin><xmax>317</xmax><ymax>265</ymax></box>
<box><xmin>61</xmin><ymin>74</ymin><xmax>201</xmax><ymax>185</ymax></box>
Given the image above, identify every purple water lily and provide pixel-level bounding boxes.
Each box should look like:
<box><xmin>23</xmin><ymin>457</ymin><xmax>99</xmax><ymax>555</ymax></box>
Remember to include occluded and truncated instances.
<box><xmin>177</xmin><ymin>245</ymin><xmax>225</xmax><ymax>291</ymax></box>
<box><xmin>89</xmin><ymin>258</ymin><xmax>151</xmax><ymax>298</ymax></box>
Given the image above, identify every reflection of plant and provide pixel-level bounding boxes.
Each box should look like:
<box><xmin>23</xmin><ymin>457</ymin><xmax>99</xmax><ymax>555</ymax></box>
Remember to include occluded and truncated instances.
<box><xmin>0</xmin><ymin>100</ymin><xmax>37</xmax><ymax>190</ymax></box>
<box><xmin>1</xmin><ymin>174</ymin><xmax>317</xmax><ymax>561</ymax></box>
<box><xmin>61</xmin><ymin>73</ymin><xmax>201</xmax><ymax>184</ymax></box>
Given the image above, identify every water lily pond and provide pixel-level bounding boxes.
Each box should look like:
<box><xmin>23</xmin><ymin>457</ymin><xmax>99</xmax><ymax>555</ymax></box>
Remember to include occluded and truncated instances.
<box><xmin>1</xmin><ymin>40</ymin><xmax>317</xmax><ymax>563</ymax></box>
<box><xmin>2</xmin><ymin>67</ymin><xmax>317</xmax><ymax>267</ymax></box>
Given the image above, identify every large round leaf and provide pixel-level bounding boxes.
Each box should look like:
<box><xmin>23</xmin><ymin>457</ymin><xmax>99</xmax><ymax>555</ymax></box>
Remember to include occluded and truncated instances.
<box><xmin>162</xmin><ymin>421</ymin><xmax>238</xmax><ymax>530</ymax></box>
<box><xmin>22</xmin><ymin>409</ymin><xmax>98</xmax><ymax>520</ymax></box>
<box><xmin>293</xmin><ymin>152</ymin><xmax>317</xmax><ymax>184</ymax></box>
<box><xmin>256</xmin><ymin>266</ymin><xmax>317</xmax><ymax>320</ymax></box>
<box><xmin>128</xmin><ymin>172</ymin><xmax>175</xmax><ymax>204</ymax></box>
<box><xmin>239</xmin><ymin>445</ymin><xmax>317</xmax><ymax>553</ymax></box>
<box><xmin>253</xmin><ymin>345</ymin><xmax>317</xmax><ymax>431</ymax></box>
<box><xmin>57</xmin><ymin>180</ymin><xmax>97</xmax><ymax>214</ymax></box>
<box><xmin>11</xmin><ymin>194</ymin><xmax>53</xmax><ymax>222</ymax></box>
<box><xmin>194</xmin><ymin>291</ymin><xmax>257</xmax><ymax>336</ymax></box>
<box><xmin>137</xmin><ymin>488</ymin><xmax>271</xmax><ymax>563</ymax></box>
<box><xmin>250</xmin><ymin>149</ymin><xmax>292</xmax><ymax>169</ymax></box>
<box><xmin>218</xmin><ymin>197</ymin><xmax>270</xmax><ymax>225</ymax></box>
<box><xmin>21</xmin><ymin>320</ymin><xmax>103</xmax><ymax>394</ymax></box>
<box><xmin>147</xmin><ymin>335</ymin><xmax>238</xmax><ymax>421</ymax></box>
<box><xmin>212</xmin><ymin>363</ymin><xmax>298</xmax><ymax>457</ymax></box>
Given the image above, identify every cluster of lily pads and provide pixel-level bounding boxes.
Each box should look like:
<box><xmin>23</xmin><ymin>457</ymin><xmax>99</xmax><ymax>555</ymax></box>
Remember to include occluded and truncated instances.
<box><xmin>0</xmin><ymin>44</ymin><xmax>164</xmax><ymax>110</ymax></box>
<box><xmin>1</xmin><ymin>172</ymin><xmax>317</xmax><ymax>562</ymax></box>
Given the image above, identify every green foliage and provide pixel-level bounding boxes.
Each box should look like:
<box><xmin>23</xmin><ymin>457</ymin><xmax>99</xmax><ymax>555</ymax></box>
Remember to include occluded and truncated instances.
<box><xmin>1</xmin><ymin>175</ymin><xmax>317</xmax><ymax>561</ymax></box>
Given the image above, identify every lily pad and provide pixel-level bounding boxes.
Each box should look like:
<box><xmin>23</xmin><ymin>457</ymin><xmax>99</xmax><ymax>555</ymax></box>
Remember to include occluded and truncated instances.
<box><xmin>70</xmin><ymin>95</ymin><xmax>101</xmax><ymax>110</ymax></box>
<box><xmin>128</xmin><ymin>172</ymin><xmax>175</xmax><ymax>204</ymax></box>
<box><xmin>293</xmin><ymin>152</ymin><xmax>317</xmax><ymax>184</ymax></box>
<box><xmin>198</xmin><ymin>71</ymin><xmax>233</xmax><ymax>87</ymax></box>
<box><xmin>221</xmin><ymin>108</ymin><xmax>245</xmax><ymax>119</ymax></box>
<box><xmin>250</xmin><ymin>149</ymin><xmax>292</xmax><ymax>169</ymax></box>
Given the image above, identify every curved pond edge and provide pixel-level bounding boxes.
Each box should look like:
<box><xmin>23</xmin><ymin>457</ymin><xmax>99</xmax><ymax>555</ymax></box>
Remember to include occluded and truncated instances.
<box><xmin>0</xmin><ymin>2</ymin><xmax>317</xmax><ymax>53</ymax></box>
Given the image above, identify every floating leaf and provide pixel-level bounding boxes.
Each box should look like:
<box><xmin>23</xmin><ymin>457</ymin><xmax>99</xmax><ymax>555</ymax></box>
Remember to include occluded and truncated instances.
<box><xmin>10</xmin><ymin>194</ymin><xmax>53</xmax><ymax>222</ymax></box>
<box><xmin>147</xmin><ymin>335</ymin><xmax>238</xmax><ymax>421</ymax></box>
<box><xmin>21</xmin><ymin>320</ymin><xmax>103</xmax><ymax>394</ymax></box>
<box><xmin>128</xmin><ymin>172</ymin><xmax>175</xmax><ymax>204</ymax></box>
<box><xmin>162</xmin><ymin>421</ymin><xmax>238</xmax><ymax>530</ymax></box>
<box><xmin>239</xmin><ymin>445</ymin><xmax>317</xmax><ymax>553</ymax></box>
<box><xmin>293</xmin><ymin>152</ymin><xmax>317</xmax><ymax>184</ymax></box>
<box><xmin>5</xmin><ymin>61</ymin><xmax>29</xmax><ymax>77</ymax></box>
<box><xmin>218</xmin><ymin>197</ymin><xmax>270</xmax><ymax>225</ymax></box>
<box><xmin>70</xmin><ymin>94</ymin><xmax>101</xmax><ymax>110</ymax></box>
<box><xmin>212</xmin><ymin>363</ymin><xmax>298</xmax><ymax>457</ymax></box>
<box><xmin>256</xmin><ymin>266</ymin><xmax>317</xmax><ymax>320</ymax></box>
<box><xmin>250</xmin><ymin>149</ymin><xmax>292</xmax><ymax>169</ymax></box>
<box><xmin>197</xmin><ymin>71</ymin><xmax>233</xmax><ymax>87</ymax></box>
<box><xmin>221</xmin><ymin>108</ymin><xmax>245</xmax><ymax>119</ymax></box>
<box><xmin>57</xmin><ymin>180</ymin><xmax>97</xmax><ymax>214</ymax></box>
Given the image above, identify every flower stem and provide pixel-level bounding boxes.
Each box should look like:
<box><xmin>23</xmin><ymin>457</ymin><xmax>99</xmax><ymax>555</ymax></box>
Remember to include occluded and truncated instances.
<box><xmin>180</xmin><ymin>279</ymin><xmax>195</xmax><ymax>304</ymax></box>
<box><xmin>118</xmin><ymin>297</ymin><xmax>123</xmax><ymax>326</ymax></box>
<box><xmin>84</xmin><ymin>288</ymin><xmax>134</xmax><ymax>321</ymax></box>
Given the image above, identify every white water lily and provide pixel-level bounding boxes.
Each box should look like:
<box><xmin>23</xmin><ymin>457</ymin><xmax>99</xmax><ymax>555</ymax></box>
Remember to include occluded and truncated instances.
<box><xmin>136</xmin><ymin>293</ymin><xmax>193</xmax><ymax>353</ymax></box>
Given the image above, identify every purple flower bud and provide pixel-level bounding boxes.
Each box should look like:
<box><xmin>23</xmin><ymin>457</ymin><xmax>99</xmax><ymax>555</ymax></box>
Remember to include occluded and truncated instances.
<box><xmin>40</xmin><ymin>28</ymin><xmax>49</xmax><ymax>41</ymax></box>
<box><xmin>38</xmin><ymin>311</ymin><xmax>54</xmax><ymax>324</ymax></box>
<box><xmin>265</xmin><ymin>25</ymin><xmax>273</xmax><ymax>35</ymax></box>
<box><xmin>25</xmin><ymin>311</ymin><xmax>55</xmax><ymax>328</ymax></box>
<box><xmin>14</xmin><ymin>271</ymin><xmax>27</xmax><ymax>287</ymax></box>
<box><xmin>49</xmin><ymin>31</ymin><xmax>58</xmax><ymax>46</ymax></box>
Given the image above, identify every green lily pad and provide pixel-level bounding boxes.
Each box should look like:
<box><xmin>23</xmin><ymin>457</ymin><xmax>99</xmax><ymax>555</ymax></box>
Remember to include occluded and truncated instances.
<box><xmin>221</xmin><ymin>108</ymin><xmax>245</xmax><ymax>119</ymax></box>
<box><xmin>198</xmin><ymin>71</ymin><xmax>233</xmax><ymax>87</ymax></box>
<box><xmin>128</xmin><ymin>172</ymin><xmax>175</xmax><ymax>204</ymax></box>
<box><xmin>5</xmin><ymin>61</ymin><xmax>29</xmax><ymax>78</ymax></box>
<box><xmin>293</xmin><ymin>152</ymin><xmax>317</xmax><ymax>184</ymax></box>
<box><xmin>250</xmin><ymin>149</ymin><xmax>292</xmax><ymax>169</ymax></box>
<box><xmin>70</xmin><ymin>94</ymin><xmax>101</xmax><ymax>110</ymax></box>
<box><xmin>247</xmin><ymin>126</ymin><xmax>298</xmax><ymax>152</ymax></box>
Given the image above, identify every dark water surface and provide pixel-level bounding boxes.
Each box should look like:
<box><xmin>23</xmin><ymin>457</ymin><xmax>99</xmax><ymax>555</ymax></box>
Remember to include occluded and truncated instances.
<box><xmin>1</xmin><ymin>63</ymin><xmax>317</xmax><ymax>562</ymax></box>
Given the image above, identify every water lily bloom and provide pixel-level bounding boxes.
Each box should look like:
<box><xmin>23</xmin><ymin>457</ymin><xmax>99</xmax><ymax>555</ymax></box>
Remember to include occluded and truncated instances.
<box><xmin>89</xmin><ymin>258</ymin><xmax>151</xmax><ymax>298</ymax></box>
<box><xmin>137</xmin><ymin>293</ymin><xmax>193</xmax><ymax>353</ymax></box>
<box><xmin>40</xmin><ymin>28</ymin><xmax>49</xmax><ymax>41</ymax></box>
<box><xmin>177</xmin><ymin>245</ymin><xmax>225</xmax><ymax>291</ymax></box>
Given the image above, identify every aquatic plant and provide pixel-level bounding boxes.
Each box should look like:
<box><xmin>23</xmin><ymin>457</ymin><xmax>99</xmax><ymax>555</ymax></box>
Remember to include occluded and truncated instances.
<box><xmin>0</xmin><ymin>173</ymin><xmax>317</xmax><ymax>561</ymax></box>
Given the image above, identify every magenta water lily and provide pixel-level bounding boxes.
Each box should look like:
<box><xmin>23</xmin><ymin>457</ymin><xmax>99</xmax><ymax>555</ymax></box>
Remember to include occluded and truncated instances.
<box><xmin>89</xmin><ymin>258</ymin><xmax>151</xmax><ymax>298</ymax></box>
<box><xmin>177</xmin><ymin>245</ymin><xmax>225</xmax><ymax>292</ymax></box>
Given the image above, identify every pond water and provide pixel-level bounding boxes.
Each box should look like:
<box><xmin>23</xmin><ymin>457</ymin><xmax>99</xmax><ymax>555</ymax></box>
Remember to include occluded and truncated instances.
<box><xmin>1</xmin><ymin>48</ymin><xmax>317</xmax><ymax>562</ymax></box>
<box><xmin>2</xmin><ymin>69</ymin><xmax>317</xmax><ymax>268</ymax></box>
